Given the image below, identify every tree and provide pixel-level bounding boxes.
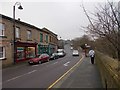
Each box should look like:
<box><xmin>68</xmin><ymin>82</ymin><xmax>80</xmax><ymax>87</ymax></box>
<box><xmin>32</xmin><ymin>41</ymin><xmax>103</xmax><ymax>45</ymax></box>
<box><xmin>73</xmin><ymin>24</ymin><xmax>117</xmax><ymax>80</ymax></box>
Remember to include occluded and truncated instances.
<box><xmin>82</xmin><ymin>1</ymin><xmax>120</xmax><ymax>70</ymax></box>
<box><xmin>72</xmin><ymin>35</ymin><xmax>93</xmax><ymax>50</ymax></box>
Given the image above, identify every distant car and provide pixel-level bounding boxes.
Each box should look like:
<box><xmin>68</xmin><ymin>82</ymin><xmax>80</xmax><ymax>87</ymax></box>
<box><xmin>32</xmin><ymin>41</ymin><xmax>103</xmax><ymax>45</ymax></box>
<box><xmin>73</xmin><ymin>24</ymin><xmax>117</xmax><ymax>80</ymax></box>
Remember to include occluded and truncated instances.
<box><xmin>72</xmin><ymin>50</ymin><xmax>79</xmax><ymax>56</ymax></box>
<box><xmin>57</xmin><ymin>49</ymin><xmax>66</xmax><ymax>57</ymax></box>
<box><xmin>71</xmin><ymin>47</ymin><xmax>73</xmax><ymax>50</ymax></box>
<box><xmin>28</xmin><ymin>53</ymin><xmax>49</xmax><ymax>65</ymax></box>
<box><xmin>50</xmin><ymin>53</ymin><xmax>59</xmax><ymax>60</ymax></box>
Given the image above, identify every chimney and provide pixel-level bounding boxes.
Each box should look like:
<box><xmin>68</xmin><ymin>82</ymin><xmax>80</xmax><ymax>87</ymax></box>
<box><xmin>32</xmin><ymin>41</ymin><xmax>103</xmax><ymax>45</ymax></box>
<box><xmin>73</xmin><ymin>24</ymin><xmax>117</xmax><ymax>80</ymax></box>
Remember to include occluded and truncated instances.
<box><xmin>18</xmin><ymin>18</ymin><xmax>20</xmax><ymax>21</ymax></box>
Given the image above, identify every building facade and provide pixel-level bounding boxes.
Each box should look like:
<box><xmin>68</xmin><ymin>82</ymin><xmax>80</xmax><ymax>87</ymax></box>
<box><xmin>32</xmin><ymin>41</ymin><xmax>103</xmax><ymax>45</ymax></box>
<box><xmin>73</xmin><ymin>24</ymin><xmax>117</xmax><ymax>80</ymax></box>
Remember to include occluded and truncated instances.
<box><xmin>0</xmin><ymin>14</ymin><xmax>58</xmax><ymax>67</ymax></box>
<box><xmin>37</xmin><ymin>28</ymin><xmax>58</xmax><ymax>55</ymax></box>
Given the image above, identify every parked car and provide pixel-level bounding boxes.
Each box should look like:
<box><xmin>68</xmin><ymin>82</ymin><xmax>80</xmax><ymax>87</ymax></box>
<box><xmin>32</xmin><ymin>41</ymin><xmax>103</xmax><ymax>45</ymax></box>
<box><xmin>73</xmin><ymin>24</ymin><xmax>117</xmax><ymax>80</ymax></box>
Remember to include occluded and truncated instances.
<box><xmin>57</xmin><ymin>49</ymin><xmax>66</xmax><ymax>57</ymax></box>
<box><xmin>50</xmin><ymin>53</ymin><xmax>59</xmax><ymax>60</ymax></box>
<box><xmin>72</xmin><ymin>50</ymin><xmax>79</xmax><ymax>56</ymax></box>
<box><xmin>28</xmin><ymin>53</ymin><xmax>49</xmax><ymax>65</ymax></box>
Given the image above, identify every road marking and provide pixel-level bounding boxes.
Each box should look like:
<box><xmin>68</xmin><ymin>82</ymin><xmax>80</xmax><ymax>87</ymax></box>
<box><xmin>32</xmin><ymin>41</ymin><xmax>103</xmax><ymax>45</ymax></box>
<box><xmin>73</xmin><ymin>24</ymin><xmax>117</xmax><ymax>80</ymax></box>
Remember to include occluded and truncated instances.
<box><xmin>32</xmin><ymin>65</ymin><xmax>39</xmax><ymax>67</ymax></box>
<box><xmin>63</xmin><ymin>61</ymin><xmax>70</xmax><ymax>67</ymax></box>
<box><xmin>27</xmin><ymin>70</ymin><xmax>37</xmax><ymax>74</ymax></box>
<box><xmin>47</xmin><ymin>55</ymin><xmax>84</xmax><ymax>89</ymax></box>
<box><xmin>6</xmin><ymin>70</ymin><xmax>37</xmax><ymax>82</ymax></box>
<box><xmin>53</xmin><ymin>62</ymin><xmax>58</xmax><ymax>65</ymax></box>
<box><xmin>7</xmin><ymin>75</ymin><xmax>23</xmax><ymax>82</ymax></box>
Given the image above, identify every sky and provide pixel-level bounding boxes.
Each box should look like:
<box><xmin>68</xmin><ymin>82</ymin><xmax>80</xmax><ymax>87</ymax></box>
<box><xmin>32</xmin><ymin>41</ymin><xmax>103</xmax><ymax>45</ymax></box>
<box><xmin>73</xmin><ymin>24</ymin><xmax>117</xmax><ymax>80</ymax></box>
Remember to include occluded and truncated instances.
<box><xmin>0</xmin><ymin>0</ymin><xmax>119</xmax><ymax>40</ymax></box>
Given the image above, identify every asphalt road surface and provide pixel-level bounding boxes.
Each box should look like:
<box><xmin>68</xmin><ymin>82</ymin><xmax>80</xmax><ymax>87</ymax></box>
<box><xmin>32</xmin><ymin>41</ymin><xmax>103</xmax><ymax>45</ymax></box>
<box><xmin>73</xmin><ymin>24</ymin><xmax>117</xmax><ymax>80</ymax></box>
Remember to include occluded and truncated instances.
<box><xmin>2</xmin><ymin>44</ymin><xmax>82</xmax><ymax>88</ymax></box>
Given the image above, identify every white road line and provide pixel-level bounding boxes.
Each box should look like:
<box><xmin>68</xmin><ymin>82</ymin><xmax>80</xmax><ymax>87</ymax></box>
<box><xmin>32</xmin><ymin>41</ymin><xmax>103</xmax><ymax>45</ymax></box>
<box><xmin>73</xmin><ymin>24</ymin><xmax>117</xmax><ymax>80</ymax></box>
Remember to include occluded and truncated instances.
<box><xmin>32</xmin><ymin>65</ymin><xmax>39</xmax><ymax>67</ymax></box>
<box><xmin>53</xmin><ymin>62</ymin><xmax>58</xmax><ymax>65</ymax></box>
<box><xmin>7</xmin><ymin>75</ymin><xmax>23</xmax><ymax>82</ymax></box>
<box><xmin>6</xmin><ymin>70</ymin><xmax>37</xmax><ymax>82</ymax></box>
<box><xmin>64</xmin><ymin>61</ymin><xmax>70</xmax><ymax>67</ymax></box>
<box><xmin>27</xmin><ymin>70</ymin><xmax>37</xmax><ymax>74</ymax></box>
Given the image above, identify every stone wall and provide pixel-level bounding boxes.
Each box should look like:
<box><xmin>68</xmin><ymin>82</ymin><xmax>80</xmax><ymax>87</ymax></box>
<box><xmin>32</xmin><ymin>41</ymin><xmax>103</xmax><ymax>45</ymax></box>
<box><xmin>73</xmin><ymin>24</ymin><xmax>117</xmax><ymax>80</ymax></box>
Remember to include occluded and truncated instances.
<box><xmin>96</xmin><ymin>51</ymin><xmax>120</xmax><ymax>89</ymax></box>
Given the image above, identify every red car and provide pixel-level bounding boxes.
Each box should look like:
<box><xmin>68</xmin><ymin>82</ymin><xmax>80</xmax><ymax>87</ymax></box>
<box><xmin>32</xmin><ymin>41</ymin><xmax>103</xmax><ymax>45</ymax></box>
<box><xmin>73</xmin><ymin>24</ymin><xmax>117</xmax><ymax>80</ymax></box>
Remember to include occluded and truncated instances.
<box><xmin>28</xmin><ymin>54</ymin><xmax>50</xmax><ymax>65</ymax></box>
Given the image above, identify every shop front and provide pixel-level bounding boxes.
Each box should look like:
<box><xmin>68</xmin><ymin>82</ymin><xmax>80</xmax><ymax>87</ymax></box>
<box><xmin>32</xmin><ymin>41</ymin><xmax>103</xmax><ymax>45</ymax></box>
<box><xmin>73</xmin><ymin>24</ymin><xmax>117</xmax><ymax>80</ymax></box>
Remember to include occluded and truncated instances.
<box><xmin>15</xmin><ymin>42</ymin><xmax>37</xmax><ymax>62</ymax></box>
<box><xmin>49</xmin><ymin>44</ymin><xmax>57</xmax><ymax>55</ymax></box>
<box><xmin>37</xmin><ymin>44</ymin><xmax>49</xmax><ymax>55</ymax></box>
<box><xmin>37</xmin><ymin>44</ymin><xmax>57</xmax><ymax>56</ymax></box>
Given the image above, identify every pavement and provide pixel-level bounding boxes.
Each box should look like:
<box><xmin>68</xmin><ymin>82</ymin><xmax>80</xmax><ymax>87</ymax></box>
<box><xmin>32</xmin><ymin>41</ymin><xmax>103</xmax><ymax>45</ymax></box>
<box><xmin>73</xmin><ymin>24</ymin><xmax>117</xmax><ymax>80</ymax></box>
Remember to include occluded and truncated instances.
<box><xmin>53</xmin><ymin>56</ymin><xmax>103</xmax><ymax>88</ymax></box>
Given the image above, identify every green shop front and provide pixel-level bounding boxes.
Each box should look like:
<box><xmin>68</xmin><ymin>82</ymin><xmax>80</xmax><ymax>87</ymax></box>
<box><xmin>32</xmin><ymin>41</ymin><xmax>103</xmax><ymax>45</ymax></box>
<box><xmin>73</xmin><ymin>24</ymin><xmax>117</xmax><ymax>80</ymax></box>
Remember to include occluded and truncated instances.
<box><xmin>37</xmin><ymin>44</ymin><xmax>49</xmax><ymax>55</ymax></box>
<box><xmin>37</xmin><ymin>44</ymin><xmax>57</xmax><ymax>55</ymax></box>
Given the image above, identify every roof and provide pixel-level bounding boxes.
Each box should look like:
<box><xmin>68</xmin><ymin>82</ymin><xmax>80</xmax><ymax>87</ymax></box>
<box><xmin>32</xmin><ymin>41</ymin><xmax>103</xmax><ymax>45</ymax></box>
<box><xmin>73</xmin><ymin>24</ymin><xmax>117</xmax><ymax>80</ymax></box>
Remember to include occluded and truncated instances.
<box><xmin>0</xmin><ymin>14</ymin><xmax>57</xmax><ymax>36</ymax></box>
<box><xmin>42</xmin><ymin>27</ymin><xmax>57</xmax><ymax>37</ymax></box>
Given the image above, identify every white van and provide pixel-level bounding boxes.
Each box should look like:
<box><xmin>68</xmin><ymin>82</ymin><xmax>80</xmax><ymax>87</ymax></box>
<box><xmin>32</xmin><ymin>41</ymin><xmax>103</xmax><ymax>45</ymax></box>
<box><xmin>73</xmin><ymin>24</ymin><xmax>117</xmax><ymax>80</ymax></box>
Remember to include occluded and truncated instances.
<box><xmin>57</xmin><ymin>49</ymin><xmax>66</xmax><ymax>57</ymax></box>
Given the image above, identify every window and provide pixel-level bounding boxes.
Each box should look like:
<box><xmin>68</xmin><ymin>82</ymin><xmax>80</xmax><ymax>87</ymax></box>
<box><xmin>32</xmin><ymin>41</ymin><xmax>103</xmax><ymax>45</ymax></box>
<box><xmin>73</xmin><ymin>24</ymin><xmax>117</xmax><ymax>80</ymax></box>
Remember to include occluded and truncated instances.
<box><xmin>40</xmin><ymin>33</ymin><xmax>43</xmax><ymax>42</ymax></box>
<box><xmin>49</xmin><ymin>36</ymin><xmax>52</xmax><ymax>42</ymax></box>
<box><xmin>27</xmin><ymin>30</ymin><xmax>32</xmax><ymax>40</ymax></box>
<box><xmin>17</xmin><ymin>47</ymin><xmax>24</xmax><ymax>60</ymax></box>
<box><xmin>0</xmin><ymin>47</ymin><xmax>5</xmax><ymax>59</ymax></box>
<box><xmin>15</xmin><ymin>27</ymin><xmax>20</xmax><ymax>38</ymax></box>
<box><xmin>26</xmin><ymin>47</ymin><xmax>35</xmax><ymax>58</ymax></box>
<box><xmin>0</xmin><ymin>23</ymin><xmax>5</xmax><ymax>36</ymax></box>
<box><xmin>46</xmin><ymin>35</ymin><xmax>48</xmax><ymax>43</ymax></box>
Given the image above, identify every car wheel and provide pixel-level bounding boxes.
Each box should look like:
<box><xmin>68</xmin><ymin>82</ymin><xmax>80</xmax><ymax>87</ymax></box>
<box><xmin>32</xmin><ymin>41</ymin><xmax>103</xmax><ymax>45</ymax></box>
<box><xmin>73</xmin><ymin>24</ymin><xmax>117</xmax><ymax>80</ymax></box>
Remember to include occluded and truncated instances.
<box><xmin>28</xmin><ymin>62</ymin><xmax>33</xmax><ymax>65</ymax></box>
<box><xmin>38</xmin><ymin>61</ymin><xmax>41</xmax><ymax>64</ymax></box>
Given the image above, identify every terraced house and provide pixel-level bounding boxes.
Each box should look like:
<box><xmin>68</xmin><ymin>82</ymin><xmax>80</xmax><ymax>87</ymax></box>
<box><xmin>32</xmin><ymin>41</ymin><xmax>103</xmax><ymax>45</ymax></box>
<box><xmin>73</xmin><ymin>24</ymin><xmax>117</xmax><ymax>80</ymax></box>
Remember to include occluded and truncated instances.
<box><xmin>0</xmin><ymin>14</ymin><xmax>58</xmax><ymax>67</ymax></box>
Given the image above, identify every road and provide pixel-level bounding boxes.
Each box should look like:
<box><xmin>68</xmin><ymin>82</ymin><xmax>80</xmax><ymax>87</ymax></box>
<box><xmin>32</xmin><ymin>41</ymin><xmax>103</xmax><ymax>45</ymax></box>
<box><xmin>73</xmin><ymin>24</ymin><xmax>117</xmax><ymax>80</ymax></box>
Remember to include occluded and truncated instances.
<box><xmin>2</xmin><ymin>44</ymin><xmax>82</xmax><ymax>88</ymax></box>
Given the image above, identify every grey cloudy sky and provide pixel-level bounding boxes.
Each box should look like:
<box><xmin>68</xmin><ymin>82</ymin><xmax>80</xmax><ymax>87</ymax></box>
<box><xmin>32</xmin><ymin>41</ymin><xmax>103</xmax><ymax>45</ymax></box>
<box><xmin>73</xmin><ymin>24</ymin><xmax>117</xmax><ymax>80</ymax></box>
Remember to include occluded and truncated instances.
<box><xmin>0</xmin><ymin>0</ymin><xmax>119</xmax><ymax>40</ymax></box>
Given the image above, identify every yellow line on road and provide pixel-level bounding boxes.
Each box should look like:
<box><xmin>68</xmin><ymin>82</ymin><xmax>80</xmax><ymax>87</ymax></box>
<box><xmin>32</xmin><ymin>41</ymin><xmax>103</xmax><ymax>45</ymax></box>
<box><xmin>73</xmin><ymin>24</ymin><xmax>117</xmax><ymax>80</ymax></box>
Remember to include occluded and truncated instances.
<box><xmin>47</xmin><ymin>55</ymin><xmax>84</xmax><ymax>90</ymax></box>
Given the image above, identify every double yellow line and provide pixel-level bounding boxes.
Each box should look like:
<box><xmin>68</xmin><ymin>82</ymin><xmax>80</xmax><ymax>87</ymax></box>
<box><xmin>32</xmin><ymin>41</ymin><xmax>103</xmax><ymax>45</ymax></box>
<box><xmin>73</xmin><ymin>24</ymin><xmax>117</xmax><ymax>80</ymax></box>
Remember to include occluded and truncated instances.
<box><xmin>47</xmin><ymin>55</ymin><xmax>84</xmax><ymax>89</ymax></box>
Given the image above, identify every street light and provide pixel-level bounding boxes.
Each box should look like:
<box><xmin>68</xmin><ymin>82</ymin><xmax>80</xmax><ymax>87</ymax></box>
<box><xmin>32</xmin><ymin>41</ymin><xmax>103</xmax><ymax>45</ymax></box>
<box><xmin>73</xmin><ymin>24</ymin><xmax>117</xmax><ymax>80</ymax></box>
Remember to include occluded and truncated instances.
<box><xmin>13</xmin><ymin>2</ymin><xmax>23</xmax><ymax>64</ymax></box>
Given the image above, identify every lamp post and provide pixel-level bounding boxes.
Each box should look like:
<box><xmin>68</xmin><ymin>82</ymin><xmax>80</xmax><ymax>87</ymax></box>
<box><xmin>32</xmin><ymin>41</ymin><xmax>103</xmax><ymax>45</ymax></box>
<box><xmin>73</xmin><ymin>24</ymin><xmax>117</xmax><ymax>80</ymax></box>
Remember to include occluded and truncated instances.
<box><xmin>13</xmin><ymin>2</ymin><xmax>23</xmax><ymax>64</ymax></box>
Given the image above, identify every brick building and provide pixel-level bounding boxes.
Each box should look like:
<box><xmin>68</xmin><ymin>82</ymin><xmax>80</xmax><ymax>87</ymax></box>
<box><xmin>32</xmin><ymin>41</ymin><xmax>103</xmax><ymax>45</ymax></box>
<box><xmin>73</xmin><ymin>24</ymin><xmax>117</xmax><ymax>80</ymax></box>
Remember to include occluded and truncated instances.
<box><xmin>0</xmin><ymin>14</ymin><xmax>58</xmax><ymax>67</ymax></box>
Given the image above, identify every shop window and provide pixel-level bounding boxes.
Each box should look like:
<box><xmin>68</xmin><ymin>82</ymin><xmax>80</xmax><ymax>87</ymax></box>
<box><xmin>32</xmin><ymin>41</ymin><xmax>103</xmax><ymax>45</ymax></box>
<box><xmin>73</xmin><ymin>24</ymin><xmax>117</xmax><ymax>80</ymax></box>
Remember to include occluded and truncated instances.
<box><xmin>15</xmin><ymin>27</ymin><xmax>20</xmax><ymax>38</ymax></box>
<box><xmin>26</xmin><ymin>47</ymin><xmax>35</xmax><ymax>58</ymax></box>
<box><xmin>0</xmin><ymin>47</ymin><xmax>5</xmax><ymax>59</ymax></box>
<box><xmin>27</xmin><ymin>30</ymin><xmax>32</xmax><ymax>40</ymax></box>
<box><xmin>38</xmin><ymin>45</ymin><xmax>44</xmax><ymax>54</ymax></box>
<box><xmin>37</xmin><ymin>45</ymin><xmax>40</xmax><ymax>55</ymax></box>
<box><xmin>0</xmin><ymin>23</ymin><xmax>5</xmax><ymax>36</ymax></box>
<box><xmin>17</xmin><ymin>47</ymin><xmax>24</xmax><ymax>60</ymax></box>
